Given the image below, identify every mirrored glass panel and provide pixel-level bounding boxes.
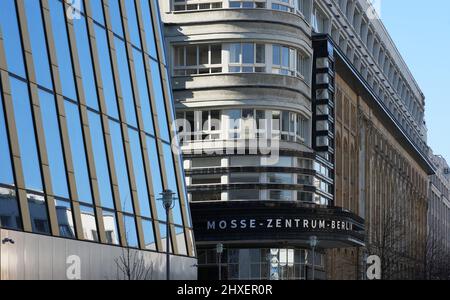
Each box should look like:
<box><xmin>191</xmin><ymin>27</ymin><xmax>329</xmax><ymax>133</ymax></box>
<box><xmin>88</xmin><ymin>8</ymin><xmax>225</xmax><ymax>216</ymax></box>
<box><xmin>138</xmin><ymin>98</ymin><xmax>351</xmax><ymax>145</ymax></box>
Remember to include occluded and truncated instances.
<box><xmin>103</xmin><ymin>209</ymin><xmax>120</xmax><ymax>245</ymax></box>
<box><xmin>123</xmin><ymin>214</ymin><xmax>139</xmax><ymax>248</ymax></box>
<box><xmin>10</xmin><ymin>77</ymin><xmax>42</xmax><ymax>191</ymax></box>
<box><xmin>0</xmin><ymin>0</ymin><xmax>26</xmax><ymax>77</ymax></box>
<box><xmin>0</xmin><ymin>187</ymin><xmax>21</xmax><ymax>230</ymax></box>
<box><xmin>142</xmin><ymin>219</ymin><xmax>156</xmax><ymax>250</ymax></box>
<box><xmin>28</xmin><ymin>193</ymin><xmax>50</xmax><ymax>235</ymax></box>
<box><xmin>39</xmin><ymin>89</ymin><xmax>69</xmax><ymax>198</ymax></box>
<box><xmin>24</xmin><ymin>0</ymin><xmax>52</xmax><ymax>89</ymax></box>
<box><xmin>54</xmin><ymin>199</ymin><xmax>75</xmax><ymax>239</ymax></box>
<box><xmin>64</xmin><ymin>101</ymin><xmax>92</xmax><ymax>204</ymax></box>
<box><xmin>80</xmin><ymin>204</ymin><xmax>98</xmax><ymax>242</ymax></box>
<box><xmin>0</xmin><ymin>90</ymin><xmax>14</xmax><ymax>186</ymax></box>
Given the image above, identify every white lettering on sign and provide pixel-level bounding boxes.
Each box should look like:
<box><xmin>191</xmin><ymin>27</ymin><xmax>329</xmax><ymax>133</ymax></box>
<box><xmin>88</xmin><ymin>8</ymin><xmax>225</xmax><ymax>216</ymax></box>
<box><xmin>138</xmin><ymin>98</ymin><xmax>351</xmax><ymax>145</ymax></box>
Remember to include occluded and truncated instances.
<box><xmin>205</xmin><ymin>218</ymin><xmax>354</xmax><ymax>231</ymax></box>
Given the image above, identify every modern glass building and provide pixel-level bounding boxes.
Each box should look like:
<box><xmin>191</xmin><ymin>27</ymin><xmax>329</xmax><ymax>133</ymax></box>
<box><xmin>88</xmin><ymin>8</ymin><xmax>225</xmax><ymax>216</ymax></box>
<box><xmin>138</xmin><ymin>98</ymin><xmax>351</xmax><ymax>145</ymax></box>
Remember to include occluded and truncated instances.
<box><xmin>0</xmin><ymin>0</ymin><xmax>196</xmax><ymax>280</ymax></box>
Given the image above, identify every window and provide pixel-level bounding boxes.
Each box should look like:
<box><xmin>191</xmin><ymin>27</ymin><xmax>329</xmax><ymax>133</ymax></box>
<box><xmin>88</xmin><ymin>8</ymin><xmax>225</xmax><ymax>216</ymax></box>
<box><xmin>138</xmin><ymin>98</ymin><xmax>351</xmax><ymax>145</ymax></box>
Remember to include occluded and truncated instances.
<box><xmin>229</xmin><ymin>43</ymin><xmax>265</xmax><ymax>73</ymax></box>
<box><xmin>269</xmin><ymin>190</ymin><xmax>293</xmax><ymax>201</ymax></box>
<box><xmin>39</xmin><ymin>90</ymin><xmax>69</xmax><ymax>198</ymax></box>
<box><xmin>159</xmin><ymin>223</ymin><xmax>173</xmax><ymax>253</ymax></box>
<box><xmin>94</xmin><ymin>24</ymin><xmax>119</xmax><ymax>118</ymax></box>
<box><xmin>0</xmin><ymin>187</ymin><xmax>21</xmax><ymax>230</ymax></box>
<box><xmin>65</xmin><ymin>101</ymin><xmax>93</xmax><ymax>204</ymax></box>
<box><xmin>49</xmin><ymin>0</ymin><xmax>77</xmax><ymax>100</ymax></box>
<box><xmin>80</xmin><ymin>205</ymin><xmax>98</xmax><ymax>241</ymax></box>
<box><xmin>103</xmin><ymin>209</ymin><xmax>119</xmax><ymax>245</ymax></box>
<box><xmin>0</xmin><ymin>90</ymin><xmax>14</xmax><ymax>186</ymax></box>
<box><xmin>124</xmin><ymin>0</ymin><xmax>141</xmax><ymax>48</ymax></box>
<box><xmin>132</xmin><ymin>48</ymin><xmax>155</xmax><ymax>135</ymax></box>
<box><xmin>0</xmin><ymin>0</ymin><xmax>26</xmax><ymax>77</ymax></box>
<box><xmin>109</xmin><ymin>120</ymin><xmax>133</xmax><ymax>214</ymax></box>
<box><xmin>90</xmin><ymin>0</ymin><xmax>105</xmax><ymax>25</ymax></box>
<box><xmin>140</xmin><ymin>0</ymin><xmax>158</xmax><ymax>58</ymax></box>
<box><xmin>191</xmin><ymin>174</ymin><xmax>222</xmax><ymax>185</ymax></box>
<box><xmin>176</xmin><ymin>226</ymin><xmax>188</xmax><ymax>256</ymax></box>
<box><xmin>229</xmin><ymin>1</ymin><xmax>266</xmax><ymax>9</ymax></box>
<box><xmin>174</xmin><ymin>0</ymin><xmax>223</xmax><ymax>11</ymax></box>
<box><xmin>268</xmin><ymin>173</ymin><xmax>293</xmax><ymax>184</ymax></box>
<box><xmin>10</xmin><ymin>77</ymin><xmax>43</xmax><ymax>192</ymax></box>
<box><xmin>312</xmin><ymin>7</ymin><xmax>329</xmax><ymax>33</ymax></box>
<box><xmin>114</xmin><ymin>37</ymin><xmax>137</xmax><ymax>127</ymax></box>
<box><xmin>230</xmin><ymin>173</ymin><xmax>260</xmax><ymax>183</ymax></box>
<box><xmin>272</xmin><ymin>45</ymin><xmax>295</xmax><ymax>76</ymax></box>
<box><xmin>88</xmin><ymin>111</ymin><xmax>114</xmax><ymax>209</ymax></box>
<box><xmin>108</xmin><ymin>0</ymin><xmax>124</xmax><ymax>37</ymax></box>
<box><xmin>28</xmin><ymin>193</ymin><xmax>50</xmax><ymax>235</ymax></box>
<box><xmin>142</xmin><ymin>219</ymin><xmax>156</xmax><ymax>250</ymax></box>
<box><xmin>73</xmin><ymin>15</ymin><xmax>99</xmax><ymax>110</ymax></box>
<box><xmin>191</xmin><ymin>157</ymin><xmax>222</xmax><ymax>168</ymax></box>
<box><xmin>272</xmin><ymin>0</ymin><xmax>295</xmax><ymax>13</ymax></box>
<box><xmin>146</xmin><ymin>136</ymin><xmax>164</xmax><ymax>220</ymax></box>
<box><xmin>191</xmin><ymin>191</ymin><xmax>222</xmax><ymax>201</ymax></box>
<box><xmin>150</xmin><ymin>60</ymin><xmax>171</xmax><ymax>142</ymax></box>
<box><xmin>24</xmin><ymin>0</ymin><xmax>52</xmax><ymax>89</ymax></box>
<box><xmin>129</xmin><ymin>128</ymin><xmax>152</xmax><ymax>218</ymax></box>
<box><xmin>229</xmin><ymin>189</ymin><xmax>259</xmax><ymax>200</ymax></box>
<box><xmin>54</xmin><ymin>199</ymin><xmax>75</xmax><ymax>239</ymax></box>
<box><xmin>162</xmin><ymin>143</ymin><xmax>184</xmax><ymax>226</ymax></box>
<box><xmin>174</xmin><ymin>44</ymin><xmax>222</xmax><ymax>75</ymax></box>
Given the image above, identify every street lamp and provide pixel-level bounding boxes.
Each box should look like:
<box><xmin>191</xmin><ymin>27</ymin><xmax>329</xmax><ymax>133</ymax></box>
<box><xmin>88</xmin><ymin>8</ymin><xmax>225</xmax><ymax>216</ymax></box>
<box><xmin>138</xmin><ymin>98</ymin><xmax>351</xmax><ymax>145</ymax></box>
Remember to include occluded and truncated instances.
<box><xmin>309</xmin><ymin>236</ymin><xmax>319</xmax><ymax>281</ymax></box>
<box><xmin>216</xmin><ymin>243</ymin><xmax>224</xmax><ymax>280</ymax></box>
<box><xmin>159</xmin><ymin>190</ymin><xmax>177</xmax><ymax>281</ymax></box>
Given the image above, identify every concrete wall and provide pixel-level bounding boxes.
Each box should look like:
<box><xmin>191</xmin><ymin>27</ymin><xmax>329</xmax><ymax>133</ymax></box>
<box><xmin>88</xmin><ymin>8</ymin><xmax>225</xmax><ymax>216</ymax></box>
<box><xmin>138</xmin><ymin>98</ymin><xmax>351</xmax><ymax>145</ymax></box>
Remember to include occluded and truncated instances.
<box><xmin>0</xmin><ymin>229</ymin><xmax>197</xmax><ymax>280</ymax></box>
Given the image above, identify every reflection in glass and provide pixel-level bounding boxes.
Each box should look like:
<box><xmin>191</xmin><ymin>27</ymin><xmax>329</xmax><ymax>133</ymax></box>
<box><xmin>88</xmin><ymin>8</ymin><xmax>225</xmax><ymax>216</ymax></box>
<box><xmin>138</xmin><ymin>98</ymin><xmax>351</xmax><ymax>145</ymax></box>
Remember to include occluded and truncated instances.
<box><xmin>28</xmin><ymin>193</ymin><xmax>50</xmax><ymax>235</ymax></box>
<box><xmin>49</xmin><ymin>0</ymin><xmax>77</xmax><ymax>100</ymax></box>
<box><xmin>108</xmin><ymin>0</ymin><xmax>124</xmax><ymax>37</ymax></box>
<box><xmin>39</xmin><ymin>90</ymin><xmax>69</xmax><ymax>198</ymax></box>
<box><xmin>88</xmin><ymin>111</ymin><xmax>114</xmax><ymax>209</ymax></box>
<box><xmin>123</xmin><ymin>214</ymin><xmax>139</xmax><ymax>248</ymax></box>
<box><xmin>146</xmin><ymin>136</ymin><xmax>164</xmax><ymax>221</ymax></box>
<box><xmin>133</xmin><ymin>48</ymin><xmax>155</xmax><ymax>135</ymax></box>
<box><xmin>139</xmin><ymin>0</ymin><xmax>158</xmax><ymax>58</ymax></box>
<box><xmin>73</xmin><ymin>15</ymin><xmax>99</xmax><ymax>110</ymax></box>
<box><xmin>10</xmin><ymin>77</ymin><xmax>43</xmax><ymax>191</ymax></box>
<box><xmin>0</xmin><ymin>187</ymin><xmax>22</xmax><ymax>230</ymax></box>
<box><xmin>175</xmin><ymin>226</ymin><xmax>187</xmax><ymax>256</ymax></box>
<box><xmin>54</xmin><ymin>199</ymin><xmax>75</xmax><ymax>238</ymax></box>
<box><xmin>103</xmin><ymin>209</ymin><xmax>119</xmax><ymax>245</ymax></box>
<box><xmin>24</xmin><ymin>0</ymin><xmax>52</xmax><ymax>89</ymax></box>
<box><xmin>114</xmin><ymin>37</ymin><xmax>137</xmax><ymax>127</ymax></box>
<box><xmin>110</xmin><ymin>120</ymin><xmax>133</xmax><ymax>214</ymax></box>
<box><xmin>0</xmin><ymin>0</ymin><xmax>26</xmax><ymax>77</ymax></box>
<box><xmin>94</xmin><ymin>24</ymin><xmax>119</xmax><ymax>118</ymax></box>
<box><xmin>80</xmin><ymin>204</ymin><xmax>98</xmax><ymax>242</ymax></box>
<box><xmin>150</xmin><ymin>60</ymin><xmax>170</xmax><ymax>142</ymax></box>
<box><xmin>159</xmin><ymin>223</ymin><xmax>173</xmax><ymax>253</ymax></box>
<box><xmin>124</xmin><ymin>0</ymin><xmax>141</xmax><ymax>48</ymax></box>
<box><xmin>0</xmin><ymin>91</ymin><xmax>14</xmax><ymax>186</ymax></box>
<box><xmin>162</xmin><ymin>143</ymin><xmax>183</xmax><ymax>225</ymax></box>
<box><xmin>89</xmin><ymin>0</ymin><xmax>105</xmax><ymax>25</ymax></box>
<box><xmin>142</xmin><ymin>219</ymin><xmax>156</xmax><ymax>250</ymax></box>
<box><xmin>65</xmin><ymin>101</ymin><xmax>93</xmax><ymax>204</ymax></box>
<box><xmin>129</xmin><ymin>128</ymin><xmax>152</xmax><ymax>218</ymax></box>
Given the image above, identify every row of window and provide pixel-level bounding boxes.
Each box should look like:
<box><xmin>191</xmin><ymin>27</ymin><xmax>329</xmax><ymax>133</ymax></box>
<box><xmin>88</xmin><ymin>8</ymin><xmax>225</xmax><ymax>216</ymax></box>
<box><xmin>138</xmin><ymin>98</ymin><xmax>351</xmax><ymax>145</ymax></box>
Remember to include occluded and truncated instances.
<box><xmin>173</xmin><ymin>0</ymin><xmax>313</xmax><ymax>22</ymax></box>
<box><xmin>172</xmin><ymin>43</ymin><xmax>311</xmax><ymax>82</ymax></box>
<box><xmin>190</xmin><ymin>189</ymin><xmax>330</xmax><ymax>205</ymax></box>
<box><xmin>198</xmin><ymin>248</ymin><xmax>323</xmax><ymax>280</ymax></box>
<box><xmin>176</xmin><ymin>109</ymin><xmax>310</xmax><ymax>144</ymax></box>
<box><xmin>313</xmin><ymin>1</ymin><xmax>426</xmax><ymax>145</ymax></box>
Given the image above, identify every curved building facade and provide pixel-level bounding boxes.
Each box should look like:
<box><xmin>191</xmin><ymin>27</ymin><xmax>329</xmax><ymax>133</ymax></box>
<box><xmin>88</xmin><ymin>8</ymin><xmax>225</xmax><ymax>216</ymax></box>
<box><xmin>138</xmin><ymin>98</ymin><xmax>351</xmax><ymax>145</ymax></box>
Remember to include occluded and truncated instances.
<box><xmin>0</xmin><ymin>0</ymin><xmax>195</xmax><ymax>280</ymax></box>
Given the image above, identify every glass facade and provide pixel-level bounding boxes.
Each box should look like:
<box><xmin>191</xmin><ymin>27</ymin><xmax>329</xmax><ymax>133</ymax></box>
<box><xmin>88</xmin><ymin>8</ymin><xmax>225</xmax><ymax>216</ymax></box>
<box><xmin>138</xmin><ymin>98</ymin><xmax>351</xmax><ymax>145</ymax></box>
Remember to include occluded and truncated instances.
<box><xmin>0</xmin><ymin>0</ymin><xmax>194</xmax><ymax>257</ymax></box>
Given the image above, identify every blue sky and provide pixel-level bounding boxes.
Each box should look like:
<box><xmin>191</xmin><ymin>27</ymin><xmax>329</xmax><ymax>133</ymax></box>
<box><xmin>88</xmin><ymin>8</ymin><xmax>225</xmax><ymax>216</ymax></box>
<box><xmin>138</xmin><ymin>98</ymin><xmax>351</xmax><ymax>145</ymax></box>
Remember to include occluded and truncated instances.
<box><xmin>379</xmin><ymin>0</ymin><xmax>450</xmax><ymax>162</ymax></box>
